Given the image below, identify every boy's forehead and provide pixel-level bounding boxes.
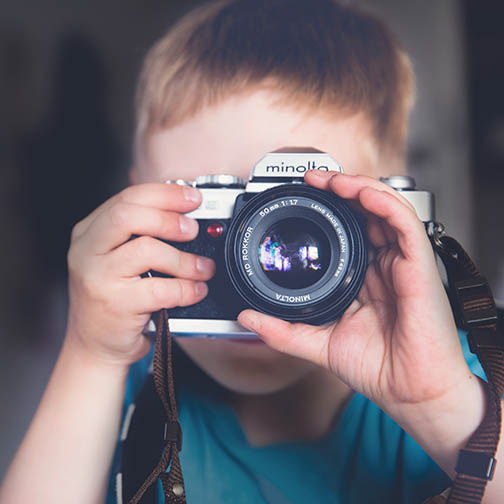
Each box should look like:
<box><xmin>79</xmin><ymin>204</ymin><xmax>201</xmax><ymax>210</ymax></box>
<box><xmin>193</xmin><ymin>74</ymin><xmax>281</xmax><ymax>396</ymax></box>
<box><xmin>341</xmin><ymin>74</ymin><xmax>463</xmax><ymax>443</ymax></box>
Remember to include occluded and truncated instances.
<box><xmin>139</xmin><ymin>90</ymin><xmax>387</xmax><ymax>183</ymax></box>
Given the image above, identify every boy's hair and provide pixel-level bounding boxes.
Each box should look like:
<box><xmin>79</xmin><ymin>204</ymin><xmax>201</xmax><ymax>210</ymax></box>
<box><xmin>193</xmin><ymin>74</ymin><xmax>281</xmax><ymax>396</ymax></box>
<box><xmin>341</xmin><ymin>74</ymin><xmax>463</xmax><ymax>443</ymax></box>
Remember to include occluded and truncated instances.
<box><xmin>134</xmin><ymin>0</ymin><xmax>415</xmax><ymax>164</ymax></box>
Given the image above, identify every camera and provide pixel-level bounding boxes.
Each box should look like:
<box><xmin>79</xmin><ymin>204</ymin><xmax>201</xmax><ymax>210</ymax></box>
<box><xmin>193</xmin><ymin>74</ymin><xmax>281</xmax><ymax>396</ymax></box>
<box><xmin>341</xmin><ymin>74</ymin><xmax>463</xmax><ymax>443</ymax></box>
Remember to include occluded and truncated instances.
<box><xmin>146</xmin><ymin>148</ymin><xmax>434</xmax><ymax>339</ymax></box>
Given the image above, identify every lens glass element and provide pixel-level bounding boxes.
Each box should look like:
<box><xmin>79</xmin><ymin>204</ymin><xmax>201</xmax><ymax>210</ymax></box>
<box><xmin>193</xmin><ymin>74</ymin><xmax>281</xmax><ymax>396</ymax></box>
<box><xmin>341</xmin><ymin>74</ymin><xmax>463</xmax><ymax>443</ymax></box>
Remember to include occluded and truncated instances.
<box><xmin>258</xmin><ymin>217</ymin><xmax>332</xmax><ymax>289</ymax></box>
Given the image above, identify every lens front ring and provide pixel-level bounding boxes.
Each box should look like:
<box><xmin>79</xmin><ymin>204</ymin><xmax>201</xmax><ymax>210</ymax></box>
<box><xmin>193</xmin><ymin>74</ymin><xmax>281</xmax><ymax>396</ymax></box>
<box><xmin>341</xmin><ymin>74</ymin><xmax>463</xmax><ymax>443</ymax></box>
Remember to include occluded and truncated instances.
<box><xmin>225</xmin><ymin>185</ymin><xmax>367</xmax><ymax>325</ymax></box>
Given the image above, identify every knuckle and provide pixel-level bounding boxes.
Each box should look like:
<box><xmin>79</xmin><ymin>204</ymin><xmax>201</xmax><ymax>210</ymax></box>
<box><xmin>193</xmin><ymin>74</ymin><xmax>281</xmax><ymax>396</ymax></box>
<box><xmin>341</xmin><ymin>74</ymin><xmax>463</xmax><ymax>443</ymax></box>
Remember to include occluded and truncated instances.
<box><xmin>160</xmin><ymin>243</ymin><xmax>183</xmax><ymax>273</ymax></box>
<box><xmin>380</xmin><ymin>186</ymin><xmax>416</xmax><ymax>213</ymax></box>
<box><xmin>395</xmin><ymin>193</ymin><xmax>416</xmax><ymax>213</ymax></box>
<box><xmin>407</xmin><ymin>205</ymin><xmax>422</xmax><ymax>222</ymax></box>
<box><xmin>118</xmin><ymin>185</ymin><xmax>134</xmax><ymax>201</ymax></box>
<box><xmin>79</xmin><ymin>272</ymin><xmax>101</xmax><ymax>299</ymax></box>
<box><xmin>170</xmin><ymin>248</ymin><xmax>184</xmax><ymax>274</ymax></box>
<box><xmin>70</xmin><ymin>219</ymin><xmax>86</xmax><ymax>241</ymax></box>
<box><xmin>178</xmin><ymin>280</ymin><xmax>193</xmax><ymax>304</ymax></box>
<box><xmin>382</xmin><ymin>189</ymin><xmax>417</xmax><ymax>215</ymax></box>
<box><xmin>152</xmin><ymin>278</ymin><xmax>189</xmax><ymax>308</ymax></box>
<box><xmin>151</xmin><ymin>278</ymin><xmax>172</xmax><ymax>307</ymax></box>
<box><xmin>391</xmin><ymin>195</ymin><xmax>419</xmax><ymax>220</ymax></box>
<box><xmin>177</xmin><ymin>250</ymin><xmax>196</xmax><ymax>275</ymax></box>
<box><xmin>178</xmin><ymin>279</ymin><xmax>199</xmax><ymax>306</ymax></box>
<box><xmin>108</xmin><ymin>202</ymin><xmax>130</xmax><ymax>229</ymax></box>
<box><xmin>67</xmin><ymin>243</ymin><xmax>90</xmax><ymax>276</ymax></box>
<box><xmin>130</xmin><ymin>235</ymin><xmax>154</xmax><ymax>258</ymax></box>
<box><xmin>67</xmin><ymin>246</ymin><xmax>80</xmax><ymax>272</ymax></box>
<box><xmin>354</xmin><ymin>174</ymin><xmax>369</xmax><ymax>183</ymax></box>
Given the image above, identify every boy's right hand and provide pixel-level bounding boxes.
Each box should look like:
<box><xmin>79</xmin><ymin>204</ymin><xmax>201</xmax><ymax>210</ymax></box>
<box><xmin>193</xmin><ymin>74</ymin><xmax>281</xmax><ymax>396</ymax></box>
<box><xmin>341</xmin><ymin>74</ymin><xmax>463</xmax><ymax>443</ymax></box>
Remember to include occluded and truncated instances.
<box><xmin>65</xmin><ymin>183</ymin><xmax>215</xmax><ymax>368</ymax></box>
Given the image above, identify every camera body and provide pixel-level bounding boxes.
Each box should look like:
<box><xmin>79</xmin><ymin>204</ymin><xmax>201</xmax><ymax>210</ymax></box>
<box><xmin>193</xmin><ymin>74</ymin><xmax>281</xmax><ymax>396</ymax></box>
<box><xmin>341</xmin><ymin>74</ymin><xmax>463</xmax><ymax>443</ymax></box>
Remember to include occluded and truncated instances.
<box><xmin>147</xmin><ymin>149</ymin><xmax>434</xmax><ymax>339</ymax></box>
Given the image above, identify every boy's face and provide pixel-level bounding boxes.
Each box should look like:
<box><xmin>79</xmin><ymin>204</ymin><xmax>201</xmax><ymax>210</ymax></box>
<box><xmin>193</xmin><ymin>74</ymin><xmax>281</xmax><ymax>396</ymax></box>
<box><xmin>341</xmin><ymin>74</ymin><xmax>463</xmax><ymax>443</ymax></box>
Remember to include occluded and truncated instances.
<box><xmin>132</xmin><ymin>89</ymin><xmax>403</xmax><ymax>395</ymax></box>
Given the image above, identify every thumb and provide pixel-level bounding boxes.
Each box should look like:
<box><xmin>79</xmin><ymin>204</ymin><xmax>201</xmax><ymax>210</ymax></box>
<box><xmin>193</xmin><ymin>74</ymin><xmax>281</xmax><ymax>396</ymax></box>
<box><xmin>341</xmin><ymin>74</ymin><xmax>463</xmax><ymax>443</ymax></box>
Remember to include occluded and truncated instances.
<box><xmin>237</xmin><ymin>309</ymin><xmax>331</xmax><ymax>368</ymax></box>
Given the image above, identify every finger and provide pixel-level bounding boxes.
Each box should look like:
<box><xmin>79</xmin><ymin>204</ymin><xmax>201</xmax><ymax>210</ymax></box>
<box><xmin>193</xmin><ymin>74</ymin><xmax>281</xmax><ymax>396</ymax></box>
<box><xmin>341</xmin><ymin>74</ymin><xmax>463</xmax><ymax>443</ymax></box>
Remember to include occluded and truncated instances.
<box><xmin>358</xmin><ymin>258</ymin><xmax>394</xmax><ymax>304</ymax></box>
<box><xmin>370</xmin><ymin>215</ymin><xmax>398</xmax><ymax>249</ymax></box>
<box><xmin>305</xmin><ymin>171</ymin><xmax>411</xmax><ymax>246</ymax></box>
<box><xmin>79</xmin><ymin>202</ymin><xmax>200</xmax><ymax>254</ymax></box>
<box><xmin>304</xmin><ymin>169</ymin><xmax>342</xmax><ymax>191</ymax></box>
<box><xmin>366</xmin><ymin>214</ymin><xmax>389</xmax><ymax>248</ymax></box>
<box><xmin>238</xmin><ymin>310</ymin><xmax>331</xmax><ymax>368</ymax></box>
<box><xmin>381</xmin><ymin>217</ymin><xmax>397</xmax><ymax>244</ymax></box>
<box><xmin>357</xmin><ymin>187</ymin><xmax>430</xmax><ymax>264</ymax></box>
<box><xmin>305</xmin><ymin>171</ymin><xmax>416</xmax><ymax>214</ymax></box>
<box><xmin>107</xmin><ymin>236</ymin><xmax>215</xmax><ymax>280</ymax></box>
<box><xmin>331</xmin><ymin>174</ymin><xmax>417</xmax><ymax>212</ymax></box>
<box><xmin>121</xmin><ymin>277</ymin><xmax>209</xmax><ymax>314</ymax></box>
<box><xmin>72</xmin><ymin>183</ymin><xmax>202</xmax><ymax>240</ymax></box>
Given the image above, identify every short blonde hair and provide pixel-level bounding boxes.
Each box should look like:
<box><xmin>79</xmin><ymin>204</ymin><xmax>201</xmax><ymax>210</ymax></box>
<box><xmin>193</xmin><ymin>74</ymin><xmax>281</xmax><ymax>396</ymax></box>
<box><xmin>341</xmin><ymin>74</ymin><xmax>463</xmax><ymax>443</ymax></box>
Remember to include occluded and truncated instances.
<box><xmin>135</xmin><ymin>0</ymin><xmax>415</xmax><ymax>163</ymax></box>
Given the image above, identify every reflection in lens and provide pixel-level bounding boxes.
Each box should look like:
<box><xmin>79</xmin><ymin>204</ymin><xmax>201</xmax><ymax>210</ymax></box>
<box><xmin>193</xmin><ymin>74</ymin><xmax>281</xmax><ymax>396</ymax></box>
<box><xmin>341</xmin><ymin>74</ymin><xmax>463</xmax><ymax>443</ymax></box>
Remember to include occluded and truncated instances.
<box><xmin>258</xmin><ymin>218</ymin><xmax>333</xmax><ymax>289</ymax></box>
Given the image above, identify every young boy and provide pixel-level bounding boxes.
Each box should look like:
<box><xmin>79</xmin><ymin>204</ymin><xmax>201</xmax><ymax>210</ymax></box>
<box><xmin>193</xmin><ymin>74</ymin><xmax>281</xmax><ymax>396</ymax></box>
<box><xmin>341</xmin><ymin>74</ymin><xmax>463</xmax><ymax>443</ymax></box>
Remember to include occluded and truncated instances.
<box><xmin>1</xmin><ymin>0</ymin><xmax>502</xmax><ymax>503</ymax></box>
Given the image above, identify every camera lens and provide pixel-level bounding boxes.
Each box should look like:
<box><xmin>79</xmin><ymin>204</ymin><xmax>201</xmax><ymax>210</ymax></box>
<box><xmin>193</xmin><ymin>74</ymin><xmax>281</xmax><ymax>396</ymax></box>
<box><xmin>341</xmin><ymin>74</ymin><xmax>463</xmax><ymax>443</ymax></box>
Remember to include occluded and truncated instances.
<box><xmin>225</xmin><ymin>184</ymin><xmax>367</xmax><ymax>325</ymax></box>
<box><xmin>258</xmin><ymin>217</ymin><xmax>331</xmax><ymax>289</ymax></box>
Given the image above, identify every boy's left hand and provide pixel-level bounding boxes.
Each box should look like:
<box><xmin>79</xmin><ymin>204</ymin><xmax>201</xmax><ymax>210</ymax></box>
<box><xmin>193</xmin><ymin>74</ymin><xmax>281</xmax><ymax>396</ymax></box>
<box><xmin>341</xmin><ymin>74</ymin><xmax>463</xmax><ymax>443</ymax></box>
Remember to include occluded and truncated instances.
<box><xmin>238</xmin><ymin>170</ymin><xmax>475</xmax><ymax>417</ymax></box>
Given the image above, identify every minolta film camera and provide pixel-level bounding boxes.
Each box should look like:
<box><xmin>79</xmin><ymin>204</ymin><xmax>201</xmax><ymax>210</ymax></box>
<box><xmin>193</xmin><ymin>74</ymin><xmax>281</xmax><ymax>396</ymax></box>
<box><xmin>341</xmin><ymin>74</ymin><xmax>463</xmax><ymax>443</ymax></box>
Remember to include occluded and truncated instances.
<box><xmin>147</xmin><ymin>149</ymin><xmax>434</xmax><ymax>339</ymax></box>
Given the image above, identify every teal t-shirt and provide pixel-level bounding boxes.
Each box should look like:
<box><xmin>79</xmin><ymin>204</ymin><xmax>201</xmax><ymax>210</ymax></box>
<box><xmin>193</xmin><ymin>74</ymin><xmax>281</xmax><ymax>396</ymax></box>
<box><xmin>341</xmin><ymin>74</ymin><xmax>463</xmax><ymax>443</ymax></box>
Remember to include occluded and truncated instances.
<box><xmin>108</xmin><ymin>330</ymin><xmax>486</xmax><ymax>503</ymax></box>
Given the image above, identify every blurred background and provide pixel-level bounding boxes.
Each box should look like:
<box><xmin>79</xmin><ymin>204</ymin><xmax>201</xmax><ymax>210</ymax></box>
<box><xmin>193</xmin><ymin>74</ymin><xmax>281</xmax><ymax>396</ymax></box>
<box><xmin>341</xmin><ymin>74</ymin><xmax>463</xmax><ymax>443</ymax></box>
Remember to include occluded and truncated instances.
<box><xmin>1</xmin><ymin>0</ymin><xmax>503</xmax><ymax>480</ymax></box>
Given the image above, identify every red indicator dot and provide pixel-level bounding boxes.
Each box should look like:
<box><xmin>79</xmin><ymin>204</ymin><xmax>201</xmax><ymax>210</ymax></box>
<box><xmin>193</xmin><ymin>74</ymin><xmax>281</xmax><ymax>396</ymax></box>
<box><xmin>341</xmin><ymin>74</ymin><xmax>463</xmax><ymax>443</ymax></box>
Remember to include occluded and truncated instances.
<box><xmin>207</xmin><ymin>221</ymin><xmax>224</xmax><ymax>238</ymax></box>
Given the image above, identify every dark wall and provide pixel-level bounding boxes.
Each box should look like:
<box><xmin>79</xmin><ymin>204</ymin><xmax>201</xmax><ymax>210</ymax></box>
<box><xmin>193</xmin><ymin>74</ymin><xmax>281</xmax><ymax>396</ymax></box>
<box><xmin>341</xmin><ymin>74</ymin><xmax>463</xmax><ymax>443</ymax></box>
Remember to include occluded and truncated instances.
<box><xmin>0</xmin><ymin>0</ymin><xmax>204</xmax><ymax>341</ymax></box>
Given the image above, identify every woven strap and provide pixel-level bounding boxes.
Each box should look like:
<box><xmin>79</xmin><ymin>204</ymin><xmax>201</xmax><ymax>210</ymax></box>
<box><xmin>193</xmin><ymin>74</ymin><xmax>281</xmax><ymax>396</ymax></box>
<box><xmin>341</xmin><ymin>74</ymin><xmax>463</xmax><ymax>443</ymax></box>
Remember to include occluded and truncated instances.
<box><xmin>423</xmin><ymin>235</ymin><xmax>504</xmax><ymax>503</ymax></box>
<box><xmin>128</xmin><ymin>309</ymin><xmax>186</xmax><ymax>504</ymax></box>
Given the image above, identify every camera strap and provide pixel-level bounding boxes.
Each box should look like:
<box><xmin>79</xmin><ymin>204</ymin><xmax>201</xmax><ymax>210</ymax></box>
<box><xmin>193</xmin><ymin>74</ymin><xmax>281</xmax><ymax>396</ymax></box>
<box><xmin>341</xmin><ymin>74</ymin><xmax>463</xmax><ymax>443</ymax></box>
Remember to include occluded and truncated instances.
<box><xmin>128</xmin><ymin>309</ymin><xmax>186</xmax><ymax>504</ymax></box>
<box><xmin>423</xmin><ymin>228</ymin><xmax>504</xmax><ymax>504</ymax></box>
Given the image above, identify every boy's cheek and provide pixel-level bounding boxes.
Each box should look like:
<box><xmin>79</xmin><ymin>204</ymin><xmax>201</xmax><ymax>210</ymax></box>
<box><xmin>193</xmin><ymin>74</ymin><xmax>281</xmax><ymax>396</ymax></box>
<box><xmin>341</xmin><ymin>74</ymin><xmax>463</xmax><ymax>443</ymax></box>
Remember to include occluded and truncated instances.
<box><xmin>175</xmin><ymin>338</ymin><xmax>317</xmax><ymax>395</ymax></box>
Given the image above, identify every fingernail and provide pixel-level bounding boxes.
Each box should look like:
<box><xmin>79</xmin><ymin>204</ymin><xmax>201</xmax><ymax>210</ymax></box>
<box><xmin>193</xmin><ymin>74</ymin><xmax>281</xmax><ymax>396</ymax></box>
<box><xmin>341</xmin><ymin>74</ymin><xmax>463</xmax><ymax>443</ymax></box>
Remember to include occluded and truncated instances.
<box><xmin>195</xmin><ymin>281</ymin><xmax>208</xmax><ymax>296</ymax></box>
<box><xmin>180</xmin><ymin>215</ymin><xmax>198</xmax><ymax>234</ymax></box>
<box><xmin>308</xmin><ymin>170</ymin><xmax>330</xmax><ymax>178</ymax></box>
<box><xmin>238</xmin><ymin>312</ymin><xmax>256</xmax><ymax>330</ymax></box>
<box><xmin>196</xmin><ymin>256</ymin><xmax>215</xmax><ymax>274</ymax></box>
<box><xmin>183</xmin><ymin>186</ymin><xmax>201</xmax><ymax>203</ymax></box>
<box><xmin>329</xmin><ymin>173</ymin><xmax>346</xmax><ymax>183</ymax></box>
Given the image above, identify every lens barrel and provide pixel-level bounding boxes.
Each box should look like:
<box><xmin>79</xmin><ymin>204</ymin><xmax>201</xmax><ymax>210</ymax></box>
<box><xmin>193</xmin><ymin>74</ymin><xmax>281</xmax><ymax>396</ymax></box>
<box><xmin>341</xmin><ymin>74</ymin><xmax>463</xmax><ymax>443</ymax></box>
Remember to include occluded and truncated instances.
<box><xmin>225</xmin><ymin>185</ymin><xmax>367</xmax><ymax>325</ymax></box>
